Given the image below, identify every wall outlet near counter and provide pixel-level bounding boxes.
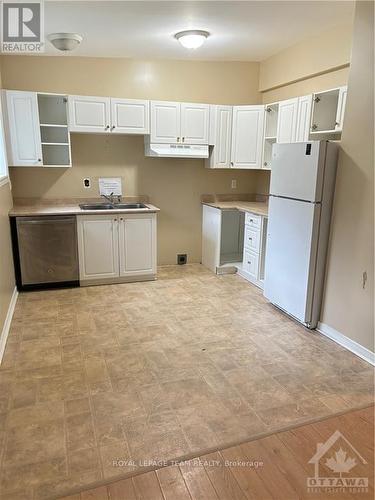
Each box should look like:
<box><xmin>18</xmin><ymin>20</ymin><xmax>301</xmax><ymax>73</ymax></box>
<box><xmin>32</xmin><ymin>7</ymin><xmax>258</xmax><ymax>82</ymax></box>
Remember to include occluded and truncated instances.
<box><xmin>83</xmin><ymin>178</ymin><xmax>91</xmax><ymax>189</ymax></box>
<box><xmin>231</xmin><ymin>179</ymin><xmax>237</xmax><ymax>189</ymax></box>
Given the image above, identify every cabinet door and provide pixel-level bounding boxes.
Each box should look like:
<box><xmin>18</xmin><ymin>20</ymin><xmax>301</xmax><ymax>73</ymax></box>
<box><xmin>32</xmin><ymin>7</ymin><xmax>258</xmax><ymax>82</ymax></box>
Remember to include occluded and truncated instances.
<box><xmin>277</xmin><ymin>98</ymin><xmax>298</xmax><ymax>143</ymax></box>
<box><xmin>150</xmin><ymin>101</ymin><xmax>180</xmax><ymax>143</ymax></box>
<box><xmin>77</xmin><ymin>215</ymin><xmax>119</xmax><ymax>281</ymax></box>
<box><xmin>295</xmin><ymin>95</ymin><xmax>312</xmax><ymax>142</ymax></box>
<box><xmin>68</xmin><ymin>95</ymin><xmax>111</xmax><ymax>133</ymax></box>
<box><xmin>231</xmin><ymin>105</ymin><xmax>264</xmax><ymax>169</ymax></box>
<box><xmin>208</xmin><ymin>105</ymin><xmax>232</xmax><ymax>168</ymax></box>
<box><xmin>4</xmin><ymin>90</ymin><xmax>42</xmax><ymax>166</ymax></box>
<box><xmin>335</xmin><ymin>86</ymin><xmax>347</xmax><ymax>132</ymax></box>
<box><xmin>118</xmin><ymin>214</ymin><xmax>156</xmax><ymax>277</ymax></box>
<box><xmin>180</xmin><ymin>103</ymin><xmax>209</xmax><ymax>144</ymax></box>
<box><xmin>110</xmin><ymin>98</ymin><xmax>149</xmax><ymax>134</ymax></box>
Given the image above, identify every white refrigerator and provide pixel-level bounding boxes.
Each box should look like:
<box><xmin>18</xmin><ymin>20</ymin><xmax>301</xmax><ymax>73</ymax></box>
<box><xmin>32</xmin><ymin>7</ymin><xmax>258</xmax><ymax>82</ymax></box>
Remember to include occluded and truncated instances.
<box><xmin>264</xmin><ymin>141</ymin><xmax>338</xmax><ymax>329</ymax></box>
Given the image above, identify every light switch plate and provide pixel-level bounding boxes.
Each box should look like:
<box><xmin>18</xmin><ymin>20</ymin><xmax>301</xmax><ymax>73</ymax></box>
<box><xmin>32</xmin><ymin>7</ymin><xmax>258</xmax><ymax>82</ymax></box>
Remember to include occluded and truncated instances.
<box><xmin>231</xmin><ymin>179</ymin><xmax>237</xmax><ymax>189</ymax></box>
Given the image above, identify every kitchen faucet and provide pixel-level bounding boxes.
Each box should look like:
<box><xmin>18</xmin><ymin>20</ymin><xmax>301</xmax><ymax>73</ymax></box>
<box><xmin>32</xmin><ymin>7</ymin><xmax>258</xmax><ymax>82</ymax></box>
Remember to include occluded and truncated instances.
<box><xmin>101</xmin><ymin>192</ymin><xmax>122</xmax><ymax>205</ymax></box>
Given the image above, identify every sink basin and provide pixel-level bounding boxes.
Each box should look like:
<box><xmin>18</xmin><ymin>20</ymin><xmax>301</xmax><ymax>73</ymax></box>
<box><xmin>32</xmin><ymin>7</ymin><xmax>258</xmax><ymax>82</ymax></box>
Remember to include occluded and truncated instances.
<box><xmin>79</xmin><ymin>202</ymin><xmax>148</xmax><ymax>211</ymax></box>
<box><xmin>79</xmin><ymin>203</ymin><xmax>114</xmax><ymax>210</ymax></box>
<box><xmin>114</xmin><ymin>203</ymin><xmax>148</xmax><ymax>209</ymax></box>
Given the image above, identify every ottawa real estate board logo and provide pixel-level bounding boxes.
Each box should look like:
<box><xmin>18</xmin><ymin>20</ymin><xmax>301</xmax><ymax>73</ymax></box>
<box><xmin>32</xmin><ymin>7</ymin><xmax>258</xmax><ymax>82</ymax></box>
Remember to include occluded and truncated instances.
<box><xmin>307</xmin><ymin>430</ymin><xmax>368</xmax><ymax>494</ymax></box>
<box><xmin>1</xmin><ymin>0</ymin><xmax>44</xmax><ymax>53</ymax></box>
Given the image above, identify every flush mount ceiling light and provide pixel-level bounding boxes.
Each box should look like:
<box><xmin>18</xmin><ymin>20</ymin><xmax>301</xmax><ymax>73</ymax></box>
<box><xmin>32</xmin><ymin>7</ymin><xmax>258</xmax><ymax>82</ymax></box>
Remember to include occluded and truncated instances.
<box><xmin>47</xmin><ymin>33</ymin><xmax>83</xmax><ymax>51</ymax></box>
<box><xmin>174</xmin><ymin>30</ymin><xmax>210</xmax><ymax>49</ymax></box>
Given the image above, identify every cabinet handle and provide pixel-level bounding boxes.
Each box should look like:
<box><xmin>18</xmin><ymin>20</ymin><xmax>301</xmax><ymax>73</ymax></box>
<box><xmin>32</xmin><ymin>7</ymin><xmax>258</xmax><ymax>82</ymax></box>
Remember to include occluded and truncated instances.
<box><xmin>230</xmin><ymin>161</ymin><xmax>234</xmax><ymax>166</ymax></box>
<box><xmin>37</xmin><ymin>158</ymin><xmax>42</xmax><ymax>162</ymax></box>
<box><xmin>311</xmin><ymin>124</ymin><xmax>318</xmax><ymax>131</ymax></box>
<box><xmin>111</xmin><ymin>125</ymin><xmax>116</xmax><ymax>130</ymax></box>
<box><xmin>105</xmin><ymin>125</ymin><xmax>110</xmax><ymax>130</ymax></box>
<box><xmin>177</xmin><ymin>137</ymin><xmax>180</xmax><ymax>142</ymax></box>
<box><xmin>248</xmin><ymin>261</ymin><xmax>251</xmax><ymax>265</ymax></box>
<box><xmin>182</xmin><ymin>137</ymin><xmax>185</xmax><ymax>142</ymax></box>
<box><xmin>249</xmin><ymin>237</ymin><xmax>252</xmax><ymax>241</ymax></box>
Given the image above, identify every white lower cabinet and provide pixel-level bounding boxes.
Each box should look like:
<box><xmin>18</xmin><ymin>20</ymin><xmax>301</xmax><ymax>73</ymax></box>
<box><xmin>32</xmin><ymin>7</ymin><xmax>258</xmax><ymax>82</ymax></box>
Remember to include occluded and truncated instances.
<box><xmin>77</xmin><ymin>215</ymin><xmax>119</xmax><ymax>281</ymax></box>
<box><xmin>77</xmin><ymin>213</ymin><xmax>157</xmax><ymax>284</ymax></box>
<box><xmin>202</xmin><ymin>205</ymin><xmax>267</xmax><ymax>289</ymax></box>
<box><xmin>119</xmin><ymin>214</ymin><xmax>156</xmax><ymax>277</ymax></box>
<box><xmin>243</xmin><ymin>248</ymin><xmax>259</xmax><ymax>278</ymax></box>
<box><xmin>238</xmin><ymin>211</ymin><xmax>268</xmax><ymax>288</ymax></box>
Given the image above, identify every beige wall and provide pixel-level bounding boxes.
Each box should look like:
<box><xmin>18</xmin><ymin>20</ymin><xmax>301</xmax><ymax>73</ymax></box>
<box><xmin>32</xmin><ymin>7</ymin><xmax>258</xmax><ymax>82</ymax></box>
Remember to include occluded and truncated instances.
<box><xmin>320</xmin><ymin>1</ymin><xmax>374</xmax><ymax>351</ymax></box>
<box><xmin>0</xmin><ymin>62</ymin><xmax>15</xmax><ymax>338</ymax></box>
<box><xmin>262</xmin><ymin>67</ymin><xmax>350</xmax><ymax>104</ymax></box>
<box><xmin>2</xmin><ymin>56</ymin><xmax>266</xmax><ymax>265</ymax></box>
<box><xmin>259</xmin><ymin>23</ymin><xmax>353</xmax><ymax>92</ymax></box>
<box><xmin>1</xmin><ymin>56</ymin><xmax>260</xmax><ymax>104</ymax></box>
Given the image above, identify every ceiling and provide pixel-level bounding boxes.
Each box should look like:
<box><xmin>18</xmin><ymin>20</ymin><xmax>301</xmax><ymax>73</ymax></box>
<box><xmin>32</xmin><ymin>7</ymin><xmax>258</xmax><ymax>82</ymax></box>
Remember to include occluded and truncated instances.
<box><xmin>42</xmin><ymin>1</ymin><xmax>355</xmax><ymax>61</ymax></box>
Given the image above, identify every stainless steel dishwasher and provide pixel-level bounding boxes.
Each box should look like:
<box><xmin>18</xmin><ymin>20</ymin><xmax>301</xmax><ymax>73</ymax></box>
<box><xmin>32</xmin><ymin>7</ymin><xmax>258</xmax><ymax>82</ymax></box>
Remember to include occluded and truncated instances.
<box><xmin>15</xmin><ymin>216</ymin><xmax>79</xmax><ymax>289</ymax></box>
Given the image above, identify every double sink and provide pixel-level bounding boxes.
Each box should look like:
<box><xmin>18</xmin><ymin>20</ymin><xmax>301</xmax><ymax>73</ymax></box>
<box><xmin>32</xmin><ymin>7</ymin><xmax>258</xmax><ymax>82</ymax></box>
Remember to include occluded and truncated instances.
<box><xmin>79</xmin><ymin>203</ymin><xmax>148</xmax><ymax>211</ymax></box>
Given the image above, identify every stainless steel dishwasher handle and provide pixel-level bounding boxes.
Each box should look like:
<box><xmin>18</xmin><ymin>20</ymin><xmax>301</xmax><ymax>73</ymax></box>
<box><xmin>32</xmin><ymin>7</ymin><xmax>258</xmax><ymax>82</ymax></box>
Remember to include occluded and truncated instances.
<box><xmin>17</xmin><ymin>218</ymin><xmax>76</xmax><ymax>225</ymax></box>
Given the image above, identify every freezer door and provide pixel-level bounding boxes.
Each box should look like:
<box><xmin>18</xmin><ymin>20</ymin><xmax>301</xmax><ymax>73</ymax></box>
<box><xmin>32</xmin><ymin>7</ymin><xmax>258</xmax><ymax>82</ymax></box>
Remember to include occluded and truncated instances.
<box><xmin>263</xmin><ymin>196</ymin><xmax>320</xmax><ymax>325</ymax></box>
<box><xmin>270</xmin><ymin>141</ymin><xmax>326</xmax><ymax>202</ymax></box>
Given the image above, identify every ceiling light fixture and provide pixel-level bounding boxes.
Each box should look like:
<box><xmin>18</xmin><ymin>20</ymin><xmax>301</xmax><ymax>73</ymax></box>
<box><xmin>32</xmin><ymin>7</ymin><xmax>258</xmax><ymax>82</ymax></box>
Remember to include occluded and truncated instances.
<box><xmin>174</xmin><ymin>30</ymin><xmax>210</xmax><ymax>49</ymax></box>
<box><xmin>47</xmin><ymin>33</ymin><xmax>83</xmax><ymax>52</ymax></box>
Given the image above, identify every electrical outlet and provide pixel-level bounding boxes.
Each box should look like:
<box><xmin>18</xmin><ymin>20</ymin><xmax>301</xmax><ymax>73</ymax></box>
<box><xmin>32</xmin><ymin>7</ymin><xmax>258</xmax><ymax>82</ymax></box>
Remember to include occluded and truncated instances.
<box><xmin>231</xmin><ymin>179</ymin><xmax>237</xmax><ymax>189</ymax></box>
<box><xmin>83</xmin><ymin>178</ymin><xmax>91</xmax><ymax>189</ymax></box>
<box><xmin>177</xmin><ymin>254</ymin><xmax>187</xmax><ymax>265</ymax></box>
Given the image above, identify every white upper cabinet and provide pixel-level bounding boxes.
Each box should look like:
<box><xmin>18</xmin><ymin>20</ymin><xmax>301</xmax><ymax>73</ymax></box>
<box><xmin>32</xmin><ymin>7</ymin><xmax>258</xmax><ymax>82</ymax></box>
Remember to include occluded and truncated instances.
<box><xmin>150</xmin><ymin>101</ymin><xmax>209</xmax><ymax>144</ymax></box>
<box><xmin>335</xmin><ymin>86</ymin><xmax>347</xmax><ymax>132</ymax></box>
<box><xmin>310</xmin><ymin>86</ymin><xmax>347</xmax><ymax>134</ymax></box>
<box><xmin>207</xmin><ymin>105</ymin><xmax>232</xmax><ymax>168</ymax></box>
<box><xmin>110</xmin><ymin>98</ymin><xmax>149</xmax><ymax>134</ymax></box>
<box><xmin>150</xmin><ymin>101</ymin><xmax>180</xmax><ymax>143</ymax></box>
<box><xmin>4</xmin><ymin>90</ymin><xmax>42</xmax><ymax>166</ymax></box>
<box><xmin>119</xmin><ymin>214</ymin><xmax>156</xmax><ymax>277</ymax></box>
<box><xmin>69</xmin><ymin>95</ymin><xmax>149</xmax><ymax>134</ymax></box>
<box><xmin>68</xmin><ymin>95</ymin><xmax>111</xmax><ymax>133</ymax></box>
<box><xmin>295</xmin><ymin>95</ymin><xmax>313</xmax><ymax>142</ymax></box>
<box><xmin>277</xmin><ymin>97</ymin><xmax>298</xmax><ymax>143</ymax></box>
<box><xmin>231</xmin><ymin>105</ymin><xmax>264</xmax><ymax>169</ymax></box>
<box><xmin>180</xmin><ymin>103</ymin><xmax>209</xmax><ymax>144</ymax></box>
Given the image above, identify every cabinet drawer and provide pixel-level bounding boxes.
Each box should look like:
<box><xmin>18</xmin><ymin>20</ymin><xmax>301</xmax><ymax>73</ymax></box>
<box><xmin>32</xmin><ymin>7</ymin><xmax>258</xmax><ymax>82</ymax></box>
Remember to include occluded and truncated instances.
<box><xmin>245</xmin><ymin>212</ymin><xmax>261</xmax><ymax>228</ymax></box>
<box><xmin>243</xmin><ymin>249</ymin><xmax>259</xmax><ymax>278</ymax></box>
<box><xmin>244</xmin><ymin>225</ymin><xmax>260</xmax><ymax>253</ymax></box>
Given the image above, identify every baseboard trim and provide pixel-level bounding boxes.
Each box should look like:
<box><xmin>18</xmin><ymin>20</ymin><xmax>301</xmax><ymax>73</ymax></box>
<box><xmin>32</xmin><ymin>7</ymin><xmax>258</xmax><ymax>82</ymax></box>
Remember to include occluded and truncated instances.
<box><xmin>0</xmin><ymin>287</ymin><xmax>18</xmax><ymax>364</ymax></box>
<box><xmin>317</xmin><ymin>322</ymin><xmax>375</xmax><ymax>366</ymax></box>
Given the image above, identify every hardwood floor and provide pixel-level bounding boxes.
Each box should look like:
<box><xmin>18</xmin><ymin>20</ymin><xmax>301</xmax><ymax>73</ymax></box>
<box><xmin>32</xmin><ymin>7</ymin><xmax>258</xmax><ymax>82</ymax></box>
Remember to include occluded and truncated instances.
<box><xmin>60</xmin><ymin>405</ymin><xmax>374</xmax><ymax>500</ymax></box>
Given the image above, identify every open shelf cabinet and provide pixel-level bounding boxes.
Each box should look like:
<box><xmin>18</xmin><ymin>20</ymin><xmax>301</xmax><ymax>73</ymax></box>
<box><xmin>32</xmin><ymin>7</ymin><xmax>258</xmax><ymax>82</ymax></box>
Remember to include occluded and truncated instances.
<box><xmin>37</xmin><ymin>93</ymin><xmax>71</xmax><ymax>167</ymax></box>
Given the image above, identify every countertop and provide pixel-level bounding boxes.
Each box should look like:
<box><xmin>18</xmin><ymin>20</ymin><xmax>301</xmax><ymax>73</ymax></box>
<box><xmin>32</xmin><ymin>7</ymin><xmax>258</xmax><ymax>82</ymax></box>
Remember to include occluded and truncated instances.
<box><xmin>202</xmin><ymin>200</ymin><xmax>268</xmax><ymax>217</ymax></box>
<box><xmin>9</xmin><ymin>198</ymin><xmax>160</xmax><ymax>217</ymax></box>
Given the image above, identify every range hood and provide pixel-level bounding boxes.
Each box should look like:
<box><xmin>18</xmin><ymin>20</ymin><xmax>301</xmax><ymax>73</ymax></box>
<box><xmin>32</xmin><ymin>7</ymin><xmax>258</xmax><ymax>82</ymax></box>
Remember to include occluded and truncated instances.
<box><xmin>144</xmin><ymin>138</ymin><xmax>209</xmax><ymax>158</ymax></box>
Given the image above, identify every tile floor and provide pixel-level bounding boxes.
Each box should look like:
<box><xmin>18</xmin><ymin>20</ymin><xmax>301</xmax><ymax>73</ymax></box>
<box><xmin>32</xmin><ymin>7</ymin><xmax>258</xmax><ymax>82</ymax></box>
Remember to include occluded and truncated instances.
<box><xmin>0</xmin><ymin>264</ymin><xmax>373</xmax><ymax>499</ymax></box>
